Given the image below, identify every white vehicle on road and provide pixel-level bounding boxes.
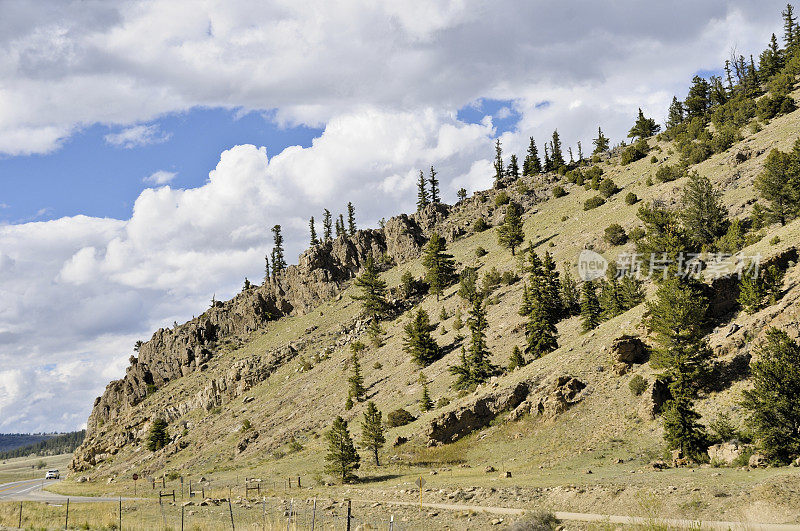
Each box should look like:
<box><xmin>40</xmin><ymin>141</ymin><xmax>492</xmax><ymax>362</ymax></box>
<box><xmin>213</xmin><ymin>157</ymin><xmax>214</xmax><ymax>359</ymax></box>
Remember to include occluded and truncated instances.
<box><xmin>45</xmin><ymin>470</ymin><xmax>59</xmax><ymax>479</ymax></box>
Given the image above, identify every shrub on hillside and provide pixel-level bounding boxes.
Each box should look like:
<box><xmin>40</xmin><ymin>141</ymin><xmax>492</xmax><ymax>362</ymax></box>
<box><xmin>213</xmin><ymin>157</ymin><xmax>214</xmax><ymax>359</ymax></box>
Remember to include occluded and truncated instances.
<box><xmin>620</xmin><ymin>139</ymin><xmax>649</xmax><ymax>165</ymax></box>
<box><xmin>552</xmin><ymin>186</ymin><xmax>567</xmax><ymax>198</ymax></box>
<box><xmin>604</xmin><ymin>224</ymin><xmax>628</xmax><ymax>246</ymax></box>
<box><xmin>628</xmin><ymin>227</ymin><xmax>646</xmax><ymax>242</ymax></box>
<box><xmin>386</xmin><ymin>409</ymin><xmax>416</xmax><ymax>427</ymax></box>
<box><xmin>494</xmin><ymin>191</ymin><xmax>510</xmax><ymax>206</ymax></box>
<box><xmin>625</xmin><ymin>192</ymin><xmax>639</xmax><ymax>205</ymax></box>
<box><xmin>628</xmin><ymin>374</ymin><xmax>648</xmax><ymax>396</ymax></box>
<box><xmin>475</xmin><ymin>246</ymin><xmax>488</xmax><ymax>257</ymax></box>
<box><xmin>474</xmin><ymin>218</ymin><xmax>489</xmax><ymax>232</ymax></box>
<box><xmin>655</xmin><ymin>163</ymin><xmax>687</xmax><ymax>183</ymax></box>
<box><xmin>598</xmin><ymin>178</ymin><xmax>619</xmax><ymax>198</ymax></box>
<box><xmin>584</xmin><ymin>195</ymin><xmax>605</xmax><ymax>210</ymax></box>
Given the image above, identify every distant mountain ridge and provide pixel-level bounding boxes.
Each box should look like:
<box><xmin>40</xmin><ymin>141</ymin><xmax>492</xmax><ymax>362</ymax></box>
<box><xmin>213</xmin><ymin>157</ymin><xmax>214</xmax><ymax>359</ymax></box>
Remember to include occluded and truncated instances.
<box><xmin>0</xmin><ymin>431</ymin><xmax>85</xmax><ymax>459</ymax></box>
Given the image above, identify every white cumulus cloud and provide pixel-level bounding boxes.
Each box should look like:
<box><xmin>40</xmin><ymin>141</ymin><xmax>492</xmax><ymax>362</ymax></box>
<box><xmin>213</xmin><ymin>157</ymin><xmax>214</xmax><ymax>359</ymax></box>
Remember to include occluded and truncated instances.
<box><xmin>104</xmin><ymin>124</ymin><xmax>171</xmax><ymax>149</ymax></box>
<box><xmin>143</xmin><ymin>170</ymin><xmax>177</xmax><ymax>185</ymax></box>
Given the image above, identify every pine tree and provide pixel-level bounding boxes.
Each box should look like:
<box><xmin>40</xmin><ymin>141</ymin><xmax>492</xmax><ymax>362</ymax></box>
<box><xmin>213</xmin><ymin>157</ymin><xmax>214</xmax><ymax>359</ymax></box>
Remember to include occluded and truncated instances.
<box><xmin>422</xmin><ymin>232</ymin><xmax>457</xmax><ymax>300</ymax></box>
<box><xmin>620</xmin><ymin>274</ymin><xmax>645</xmax><ymax>309</ymax></box>
<box><xmin>493</xmin><ymin>138</ymin><xmax>504</xmax><ymax>185</ymax></box>
<box><xmin>635</xmin><ymin>201</ymin><xmax>691</xmax><ymax>265</ymax></box>
<box><xmin>323</xmin><ymin>209</ymin><xmax>333</xmax><ymax>242</ymax></box>
<box><xmin>560</xmin><ymin>267</ymin><xmax>580</xmax><ymax>317</ymax></box>
<box><xmin>599</xmin><ymin>277</ymin><xmax>623</xmax><ymax>319</ymax></box>
<box><xmin>352</xmin><ymin>256</ymin><xmax>389</xmax><ymax>320</ymax></box>
<box><xmin>645</xmin><ymin>277</ymin><xmax>709</xmax><ymax>376</ymax></box>
<box><xmin>360</xmin><ymin>402</ymin><xmax>385</xmax><ymax>466</ymax></box>
<box><xmin>453</xmin><ymin>307</ymin><xmax>463</xmax><ymax>330</ymax></box>
<box><xmin>420</xmin><ymin>380</ymin><xmax>433</xmax><ymax>411</ymax></box>
<box><xmin>519</xmin><ymin>282</ymin><xmax>532</xmax><ymax>316</ymax></box>
<box><xmin>523</xmin><ymin>137</ymin><xmax>541</xmax><ymax>175</ymax></box>
<box><xmin>271</xmin><ymin>224</ymin><xmax>286</xmax><ymax>279</ymax></box>
<box><xmin>264</xmin><ymin>254</ymin><xmax>270</xmax><ymax>282</ymax></box>
<box><xmin>508</xmin><ymin>345</ymin><xmax>526</xmax><ymax>370</ymax></box>
<box><xmin>417</xmin><ymin>170</ymin><xmax>430</xmax><ymax>211</ymax></box>
<box><xmin>347</xmin><ymin>202</ymin><xmax>357</xmax><ymax>235</ymax></box>
<box><xmin>449</xmin><ymin>346</ymin><xmax>472</xmax><ymax>390</ymax></box>
<box><xmin>466</xmin><ymin>295</ymin><xmax>495</xmax><ymax>383</ymax></box>
<box><xmin>680</xmin><ymin>171</ymin><xmax>728</xmax><ymax>246</ymax></box>
<box><xmin>348</xmin><ymin>347</ymin><xmax>366</xmax><ymax>402</ymax></box>
<box><xmin>685</xmin><ymin>76</ymin><xmax>710</xmax><ymax>119</ymax></box>
<box><xmin>662</xmin><ymin>394</ymin><xmax>708</xmax><ymax>460</ymax></box>
<box><xmin>336</xmin><ymin>214</ymin><xmax>346</xmax><ymax>237</ymax></box>
<box><xmin>760</xmin><ymin>33</ymin><xmax>784</xmax><ymax>77</ymax></box>
<box><xmin>309</xmin><ymin>216</ymin><xmax>319</xmax><ymax>246</ymax></box>
<box><xmin>592</xmin><ymin>127</ymin><xmax>609</xmax><ymax>154</ymax></box>
<box><xmin>324</xmin><ymin>417</ymin><xmax>360</xmax><ymax>483</ymax></box>
<box><xmin>457</xmin><ymin>187</ymin><xmax>468</xmax><ymax>202</ymax></box>
<box><xmin>147</xmin><ymin>418</ymin><xmax>169</xmax><ymax>452</ymax></box>
<box><xmin>742</xmin><ymin>328</ymin><xmax>800</xmax><ymax>463</ymax></box>
<box><xmin>497</xmin><ymin>202</ymin><xmax>524</xmax><ymax>255</ymax></box>
<box><xmin>540</xmin><ymin>251</ymin><xmax>562</xmax><ymax>320</ymax></box>
<box><xmin>577</xmin><ymin>141</ymin><xmax>583</xmax><ymax>162</ymax></box>
<box><xmin>550</xmin><ymin>130</ymin><xmax>565</xmax><ymax>169</ymax></box>
<box><xmin>739</xmin><ymin>264</ymin><xmax>786</xmax><ymax>313</ymax></box>
<box><xmin>450</xmin><ymin>296</ymin><xmax>496</xmax><ymax>388</ymax></box>
<box><xmin>738</xmin><ymin>272</ymin><xmax>766</xmax><ymax>314</ymax></box>
<box><xmin>628</xmin><ymin>108</ymin><xmax>661</xmax><ymax>140</ymax></box>
<box><xmin>763</xmin><ymin>264</ymin><xmax>786</xmax><ymax>305</ymax></box>
<box><xmin>243</xmin><ymin>277</ymin><xmax>251</xmax><ymax>291</ymax></box>
<box><xmin>783</xmin><ymin>3</ymin><xmax>798</xmax><ymax>50</ymax></box>
<box><xmin>429</xmin><ymin>166</ymin><xmax>440</xmax><ymax>204</ymax></box>
<box><xmin>580</xmin><ymin>281</ymin><xmax>601</xmax><ymax>332</ymax></box>
<box><xmin>507</xmin><ymin>154</ymin><xmax>520</xmax><ymax>179</ymax></box>
<box><xmin>525</xmin><ymin>294</ymin><xmax>558</xmax><ymax>359</ymax></box>
<box><xmin>366</xmin><ymin>319</ymin><xmax>384</xmax><ymax>347</ymax></box>
<box><xmin>403</xmin><ymin>308</ymin><xmax>439</xmax><ymax>366</ymax></box>
<box><xmin>666</xmin><ymin>97</ymin><xmax>685</xmax><ymax>129</ymax></box>
<box><xmin>755</xmin><ymin>148</ymin><xmax>799</xmax><ymax>226</ymax></box>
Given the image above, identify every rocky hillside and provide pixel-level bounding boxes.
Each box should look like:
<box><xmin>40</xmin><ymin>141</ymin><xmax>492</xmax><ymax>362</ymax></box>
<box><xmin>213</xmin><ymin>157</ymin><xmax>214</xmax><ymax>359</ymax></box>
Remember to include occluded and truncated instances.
<box><xmin>73</xmin><ymin>176</ymin><xmax>552</xmax><ymax>471</ymax></box>
<box><xmin>70</xmin><ymin>88</ymin><xmax>800</xmax><ymax>524</ymax></box>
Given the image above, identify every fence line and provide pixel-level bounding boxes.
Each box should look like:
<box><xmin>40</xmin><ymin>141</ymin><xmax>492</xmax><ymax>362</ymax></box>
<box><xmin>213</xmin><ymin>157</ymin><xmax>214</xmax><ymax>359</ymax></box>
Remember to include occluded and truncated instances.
<box><xmin>1</xmin><ymin>494</ymin><xmax>413</xmax><ymax>530</ymax></box>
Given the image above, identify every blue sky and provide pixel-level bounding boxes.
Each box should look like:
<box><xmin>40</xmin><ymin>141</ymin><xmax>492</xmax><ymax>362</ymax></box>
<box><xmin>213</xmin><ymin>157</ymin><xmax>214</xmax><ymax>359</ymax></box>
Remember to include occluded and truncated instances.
<box><xmin>1</xmin><ymin>102</ymin><xmax>522</xmax><ymax>225</ymax></box>
<box><xmin>0</xmin><ymin>109</ymin><xmax>322</xmax><ymax>223</ymax></box>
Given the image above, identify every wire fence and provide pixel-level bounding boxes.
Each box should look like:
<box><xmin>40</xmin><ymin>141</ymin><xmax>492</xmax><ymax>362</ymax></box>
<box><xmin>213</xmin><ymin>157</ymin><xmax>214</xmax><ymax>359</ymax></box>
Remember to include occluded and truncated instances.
<box><xmin>1</xmin><ymin>494</ymin><xmax>416</xmax><ymax>530</ymax></box>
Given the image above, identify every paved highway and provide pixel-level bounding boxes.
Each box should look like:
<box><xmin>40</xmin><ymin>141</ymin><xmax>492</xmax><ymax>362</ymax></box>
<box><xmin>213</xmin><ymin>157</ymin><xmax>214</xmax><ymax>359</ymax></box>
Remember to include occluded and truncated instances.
<box><xmin>0</xmin><ymin>479</ymin><xmax>121</xmax><ymax>502</ymax></box>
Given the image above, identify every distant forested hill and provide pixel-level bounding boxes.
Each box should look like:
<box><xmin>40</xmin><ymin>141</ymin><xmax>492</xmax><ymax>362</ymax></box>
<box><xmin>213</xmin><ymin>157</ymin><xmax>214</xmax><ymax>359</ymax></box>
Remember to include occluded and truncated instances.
<box><xmin>0</xmin><ymin>431</ymin><xmax>86</xmax><ymax>459</ymax></box>
<box><xmin>0</xmin><ymin>434</ymin><xmax>51</xmax><ymax>454</ymax></box>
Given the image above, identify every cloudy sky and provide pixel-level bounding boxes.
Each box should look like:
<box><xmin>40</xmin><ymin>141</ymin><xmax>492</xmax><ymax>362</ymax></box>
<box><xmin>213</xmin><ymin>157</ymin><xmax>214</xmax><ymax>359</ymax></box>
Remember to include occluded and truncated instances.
<box><xmin>0</xmin><ymin>0</ymin><xmax>787</xmax><ymax>432</ymax></box>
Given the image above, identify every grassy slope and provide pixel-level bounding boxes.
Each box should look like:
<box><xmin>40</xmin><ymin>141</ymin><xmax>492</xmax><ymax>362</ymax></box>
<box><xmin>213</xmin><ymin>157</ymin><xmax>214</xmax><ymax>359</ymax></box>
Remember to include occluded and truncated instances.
<box><xmin>51</xmin><ymin>99</ymin><xmax>800</xmax><ymax>523</ymax></box>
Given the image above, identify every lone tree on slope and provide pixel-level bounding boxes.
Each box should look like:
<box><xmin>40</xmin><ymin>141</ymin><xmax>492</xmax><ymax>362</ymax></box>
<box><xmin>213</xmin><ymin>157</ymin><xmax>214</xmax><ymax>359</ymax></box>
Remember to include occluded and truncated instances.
<box><xmin>360</xmin><ymin>401</ymin><xmax>386</xmax><ymax>465</ymax></box>
<box><xmin>324</xmin><ymin>417</ymin><xmax>360</xmax><ymax>483</ymax></box>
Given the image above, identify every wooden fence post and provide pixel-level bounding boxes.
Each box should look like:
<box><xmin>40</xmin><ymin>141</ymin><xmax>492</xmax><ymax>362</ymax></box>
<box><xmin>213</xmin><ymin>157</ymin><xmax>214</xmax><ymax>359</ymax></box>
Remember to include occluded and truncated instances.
<box><xmin>18</xmin><ymin>501</ymin><xmax>22</xmax><ymax>528</ymax></box>
<box><xmin>346</xmin><ymin>499</ymin><xmax>351</xmax><ymax>531</ymax></box>
<box><xmin>64</xmin><ymin>498</ymin><xmax>69</xmax><ymax>530</ymax></box>
<box><xmin>228</xmin><ymin>498</ymin><xmax>235</xmax><ymax>530</ymax></box>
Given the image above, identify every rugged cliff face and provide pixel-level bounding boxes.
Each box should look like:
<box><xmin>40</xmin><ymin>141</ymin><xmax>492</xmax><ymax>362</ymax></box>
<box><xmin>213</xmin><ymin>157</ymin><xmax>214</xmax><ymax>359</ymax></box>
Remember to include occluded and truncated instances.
<box><xmin>72</xmin><ymin>206</ymin><xmax>452</xmax><ymax>470</ymax></box>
